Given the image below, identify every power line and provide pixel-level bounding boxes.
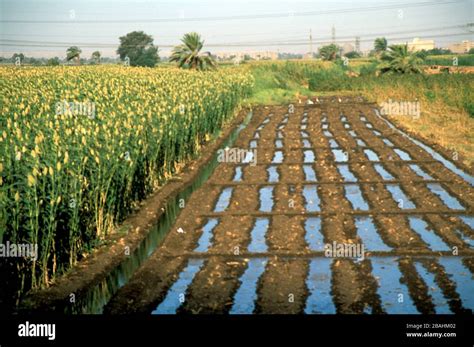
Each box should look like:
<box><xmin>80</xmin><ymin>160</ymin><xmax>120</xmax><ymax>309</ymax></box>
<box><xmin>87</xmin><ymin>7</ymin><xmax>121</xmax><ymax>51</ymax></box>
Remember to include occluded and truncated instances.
<box><xmin>1</xmin><ymin>23</ymin><xmax>470</xmax><ymax>48</ymax></box>
<box><xmin>0</xmin><ymin>0</ymin><xmax>464</xmax><ymax>24</ymax></box>
<box><xmin>0</xmin><ymin>32</ymin><xmax>469</xmax><ymax>49</ymax></box>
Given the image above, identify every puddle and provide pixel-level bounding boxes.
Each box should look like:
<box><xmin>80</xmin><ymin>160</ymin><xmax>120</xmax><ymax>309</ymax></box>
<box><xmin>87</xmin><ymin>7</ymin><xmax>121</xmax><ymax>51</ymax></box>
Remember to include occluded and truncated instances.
<box><xmin>337</xmin><ymin>164</ymin><xmax>357</xmax><ymax>182</ymax></box>
<box><xmin>385</xmin><ymin>184</ymin><xmax>416</xmax><ymax>209</ymax></box>
<box><xmin>267</xmin><ymin>166</ymin><xmax>279</xmax><ymax>182</ymax></box>
<box><xmin>303</xmin><ymin>185</ymin><xmax>321</xmax><ymax>212</ymax></box>
<box><xmin>277</xmin><ymin>131</ymin><xmax>284</xmax><ymax>139</ymax></box>
<box><xmin>277</xmin><ymin>125</ymin><xmax>285</xmax><ymax>130</ymax></box>
<box><xmin>438</xmin><ymin>257</ymin><xmax>474</xmax><ymax>311</ymax></box>
<box><xmin>413</xmin><ymin>262</ymin><xmax>452</xmax><ymax>313</ymax></box>
<box><xmin>409</xmin><ymin>164</ymin><xmax>432</xmax><ymax>180</ymax></box>
<box><xmin>370</xmin><ymin>257</ymin><xmax>418</xmax><ymax>314</ymax></box>
<box><xmin>364</xmin><ymin>149</ymin><xmax>380</xmax><ymax>161</ymax></box>
<box><xmin>262</xmin><ymin>118</ymin><xmax>270</xmax><ymax>124</ymax></box>
<box><xmin>340</xmin><ymin>116</ymin><xmax>347</xmax><ymax>122</ymax></box>
<box><xmin>426</xmin><ymin>183</ymin><xmax>464</xmax><ymax>210</ymax></box>
<box><xmin>460</xmin><ymin>216</ymin><xmax>474</xmax><ymax>230</ymax></box>
<box><xmin>354</xmin><ymin>216</ymin><xmax>391</xmax><ymax>251</ymax></box>
<box><xmin>329</xmin><ymin>139</ymin><xmax>339</xmax><ymax>148</ymax></box>
<box><xmin>408</xmin><ymin>217</ymin><xmax>451</xmax><ymax>251</ymax></box>
<box><xmin>248</xmin><ymin>218</ymin><xmax>270</xmax><ymax>253</ymax></box>
<box><xmin>229</xmin><ymin>258</ymin><xmax>267</xmax><ymax>314</ymax></box>
<box><xmin>304</xmin><ymin>150</ymin><xmax>316</xmax><ymax>163</ymax></box>
<box><xmin>360</xmin><ymin>116</ymin><xmax>367</xmax><ymax>122</ymax></box>
<box><xmin>382</xmin><ymin>138</ymin><xmax>394</xmax><ymax>147</ymax></box>
<box><xmin>323</xmin><ymin>130</ymin><xmax>333</xmax><ymax>137</ymax></box>
<box><xmin>302</xmin><ymin>117</ymin><xmax>308</xmax><ymax>124</ymax></box>
<box><xmin>394</xmin><ymin>148</ymin><xmax>412</xmax><ymax>161</ymax></box>
<box><xmin>321</xmin><ymin>116</ymin><xmax>327</xmax><ymax>122</ymax></box>
<box><xmin>302</xmin><ymin>139</ymin><xmax>312</xmax><ymax>148</ymax></box>
<box><xmin>253</xmin><ymin>131</ymin><xmax>260</xmax><ymax>139</ymax></box>
<box><xmin>322</xmin><ymin>123</ymin><xmax>329</xmax><ymax>130</ymax></box>
<box><xmin>365</xmin><ymin>123</ymin><xmax>374</xmax><ymax>129</ymax></box>
<box><xmin>332</xmin><ymin>149</ymin><xmax>348</xmax><ymax>162</ymax></box>
<box><xmin>233</xmin><ymin>166</ymin><xmax>243</xmax><ymax>181</ymax></box>
<box><xmin>374</xmin><ymin>163</ymin><xmax>395</xmax><ymax>180</ymax></box>
<box><xmin>259</xmin><ymin>186</ymin><xmax>274</xmax><ymax>212</ymax></box>
<box><xmin>214</xmin><ymin>187</ymin><xmax>233</xmax><ymax>212</ymax></box>
<box><xmin>344</xmin><ymin>184</ymin><xmax>369</xmax><ymax>210</ymax></box>
<box><xmin>257</xmin><ymin>124</ymin><xmax>264</xmax><ymax>131</ymax></box>
<box><xmin>301</xmin><ymin>131</ymin><xmax>309</xmax><ymax>138</ymax></box>
<box><xmin>304</xmin><ymin>217</ymin><xmax>324</xmax><ymax>251</ymax></box>
<box><xmin>58</xmin><ymin>111</ymin><xmax>255</xmax><ymax>314</ymax></box>
<box><xmin>151</xmin><ymin>259</ymin><xmax>204</xmax><ymax>314</ymax></box>
<box><xmin>249</xmin><ymin>140</ymin><xmax>257</xmax><ymax>149</ymax></box>
<box><xmin>242</xmin><ymin>151</ymin><xmax>254</xmax><ymax>164</ymax></box>
<box><xmin>374</xmin><ymin>108</ymin><xmax>474</xmax><ymax>186</ymax></box>
<box><xmin>303</xmin><ymin>165</ymin><xmax>317</xmax><ymax>182</ymax></box>
<box><xmin>344</xmin><ymin>123</ymin><xmax>351</xmax><ymax>129</ymax></box>
<box><xmin>194</xmin><ymin>219</ymin><xmax>219</xmax><ymax>252</ymax></box>
<box><xmin>348</xmin><ymin>130</ymin><xmax>357</xmax><ymax>137</ymax></box>
<box><xmin>272</xmin><ymin>150</ymin><xmax>284</xmax><ymax>163</ymax></box>
<box><xmin>304</xmin><ymin>258</ymin><xmax>336</xmax><ymax>314</ymax></box>
<box><xmin>275</xmin><ymin>139</ymin><xmax>283</xmax><ymax>148</ymax></box>
<box><xmin>356</xmin><ymin>139</ymin><xmax>366</xmax><ymax>147</ymax></box>
<box><xmin>455</xmin><ymin>229</ymin><xmax>474</xmax><ymax>248</ymax></box>
<box><xmin>300</xmin><ymin>124</ymin><xmax>307</xmax><ymax>130</ymax></box>
<box><xmin>373</xmin><ymin>130</ymin><xmax>382</xmax><ymax>136</ymax></box>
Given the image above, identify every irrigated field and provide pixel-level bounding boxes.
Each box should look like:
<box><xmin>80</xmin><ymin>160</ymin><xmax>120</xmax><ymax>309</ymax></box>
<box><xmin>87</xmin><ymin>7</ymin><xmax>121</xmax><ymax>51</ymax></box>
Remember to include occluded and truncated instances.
<box><xmin>96</xmin><ymin>98</ymin><xmax>473</xmax><ymax>314</ymax></box>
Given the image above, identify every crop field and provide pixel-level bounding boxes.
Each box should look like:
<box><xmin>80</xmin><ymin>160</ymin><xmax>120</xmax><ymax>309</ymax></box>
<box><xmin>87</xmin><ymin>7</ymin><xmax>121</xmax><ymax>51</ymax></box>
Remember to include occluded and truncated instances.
<box><xmin>0</xmin><ymin>66</ymin><xmax>253</xmax><ymax>296</ymax></box>
<box><xmin>2</xmin><ymin>0</ymin><xmax>474</xmax><ymax>344</ymax></box>
<box><xmin>102</xmin><ymin>98</ymin><xmax>474</xmax><ymax>314</ymax></box>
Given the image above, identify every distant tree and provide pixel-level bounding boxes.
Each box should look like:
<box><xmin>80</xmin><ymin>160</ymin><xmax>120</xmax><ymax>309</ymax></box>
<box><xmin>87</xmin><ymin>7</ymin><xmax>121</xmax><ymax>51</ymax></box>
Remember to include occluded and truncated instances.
<box><xmin>117</xmin><ymin>31</ymin><xmax>159</xmax><ymax>67</ymax></box>
<box><xmin>374</xmin><ymin>37</ymin><xmax>388</xmax><ymax>55</ymax></box>
<box><xmin>47</xmin><ymin>57</ymin><xmax>61</xmax><ymax>66</ymax></box>
<box><xmin>423</xmin><ymin>48</ymin><xmax>452</xmax><ymax>55</ymax></box>
<box><xmin>12</xmin><ymin>53</ymin><xmax>25</xmax><ymax>65</ymax></box>
<box><xmin>469</xmin><ymin>48</ymin><xmax>474</xmax><ymax>54</ymax></box>
<box><xmin>319</xmin><ymin>44</ymin><xmax>339</xmax><ymax>61</ymax></box>
<box><xmin>66</xmin><ymin>46</ymin><xmax>82</xmax><ymax>65</ymax></box>
<box><xmin>91</xmin><ymin>51</ymin><xmax>101</xmax><ymax>64</ymax></box>
<box><xmin>379</xmin><ymin>44</ymin><xmax>424</xmax><ymax>74</ymax></box>
<box><xmin>170</xmin><ymin>32</ymin><xmax>216</xmax><ymax>70</ymax></box>
<box><xmin>344</xmin><ymin>51</ymin><xmax>361</xmax><ymax>59</ymax></box>
<box><xmin>29</xmin><ymin>57</ymin><xmax>41</xmax><ymax>66</ymax></box>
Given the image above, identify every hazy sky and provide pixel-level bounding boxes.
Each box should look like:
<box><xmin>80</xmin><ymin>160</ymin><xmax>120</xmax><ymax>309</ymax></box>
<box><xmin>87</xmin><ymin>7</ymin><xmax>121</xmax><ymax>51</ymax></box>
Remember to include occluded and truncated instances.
<box><xmin>1</xmin><ymin>0</ymin><xmax>472</xmax><ymax>58</ymax></box>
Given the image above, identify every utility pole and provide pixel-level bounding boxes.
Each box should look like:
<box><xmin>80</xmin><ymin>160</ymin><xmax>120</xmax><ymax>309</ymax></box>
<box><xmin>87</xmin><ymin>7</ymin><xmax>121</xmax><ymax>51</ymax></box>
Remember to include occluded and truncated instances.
<box><xmin>355</xmin><ymin>36</ymin><xmax>360</xmax><ymax>52</ymax></box>
<box><xmin>310</xmin><ymin>29</ymin><xmax>313</xmax><ymax>59</ymax></box>
<box><xmin>331</xmin><ymin>25</ymin><xmax>336</xmax><ymax>44</ymax></box>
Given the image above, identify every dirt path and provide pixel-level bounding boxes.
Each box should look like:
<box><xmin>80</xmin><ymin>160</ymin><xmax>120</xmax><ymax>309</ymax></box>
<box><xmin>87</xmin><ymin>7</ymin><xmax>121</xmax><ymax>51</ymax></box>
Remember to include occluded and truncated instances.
<box><xmin>105</xmin><ymin>97</ymin><xmax>474</xmax><ymax>314</ymax></box>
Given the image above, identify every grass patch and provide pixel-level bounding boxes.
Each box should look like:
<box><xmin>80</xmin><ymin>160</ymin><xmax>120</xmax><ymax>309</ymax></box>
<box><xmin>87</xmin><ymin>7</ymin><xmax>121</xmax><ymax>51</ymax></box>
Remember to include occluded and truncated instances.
<box><xmin>423</xmin><ymin>54</ymin><xmax>474</xmax><ymax>66</ymax></box>
<box><xmin>308</xmin><ymin>67</ymin><xmax>474</xmax><ymax>166</ymax></box>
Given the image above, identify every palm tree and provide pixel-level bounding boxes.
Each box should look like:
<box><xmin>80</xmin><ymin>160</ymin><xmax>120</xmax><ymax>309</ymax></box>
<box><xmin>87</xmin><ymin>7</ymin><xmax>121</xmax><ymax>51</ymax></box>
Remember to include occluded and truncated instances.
<box><xmin>66</xmin><ymin>46</ymin><xmax>82</xmax><ymax>65</ymax></box>
<box><xmin>170</xmin><ymin>32</ymin><xmax>216</xmax><ymax>70</ymax></box>
<box><xmin>319</xmin><ymin>44</ymin><xmax>339</xmax><ymax>61</ymax></box>
<box><xmin>379</xmin><ymin>44</ymin><xmax>424</xmax><ymax>74</ymax></box>
<box><xmin>374</xmin><ymin>37</ymin><xmax>388</xmax><ymax>55</ymax></box>
<box><xmin>92</xmin><ymin>51</ymin><xmax>101</xmax><ymax>64</ymax></box>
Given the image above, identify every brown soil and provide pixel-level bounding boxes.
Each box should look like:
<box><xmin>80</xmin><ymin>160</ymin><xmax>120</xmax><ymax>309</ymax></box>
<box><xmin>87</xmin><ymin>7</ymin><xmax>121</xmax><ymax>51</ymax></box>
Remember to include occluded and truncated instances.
<box><xmin>26</xmin><ymin>99</ymin><xmax>474</xmax><ymax>314</ymax></box>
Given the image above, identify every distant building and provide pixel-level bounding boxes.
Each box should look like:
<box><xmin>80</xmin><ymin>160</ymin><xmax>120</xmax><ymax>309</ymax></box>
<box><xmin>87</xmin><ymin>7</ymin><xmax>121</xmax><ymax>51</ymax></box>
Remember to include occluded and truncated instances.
<box><xmin>448</xmin><ymin>40</ymin><xmax>474</xmax><ymax>54</ymax></box>
<box><xmin>407</xmin><ymin>38</ymin><xmax>435</xmax><ymax>52</ymax></box>
<box><xmin>341</xmin><ymin>43</ymin><xmax>355</xmax><ymax>55</ymax></box>
<box><xmin>215</xmin><ymin>51</ymin><xmax>278</xmax><ymax>61</ymax></box>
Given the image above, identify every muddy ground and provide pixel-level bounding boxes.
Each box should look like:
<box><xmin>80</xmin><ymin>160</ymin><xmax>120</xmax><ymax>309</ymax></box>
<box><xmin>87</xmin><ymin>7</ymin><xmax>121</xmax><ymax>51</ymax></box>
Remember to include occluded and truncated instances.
<box><xmin>99</xmin><ymin>98</ymin><xmax>474</xmax><ymax>314</ymax></box>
